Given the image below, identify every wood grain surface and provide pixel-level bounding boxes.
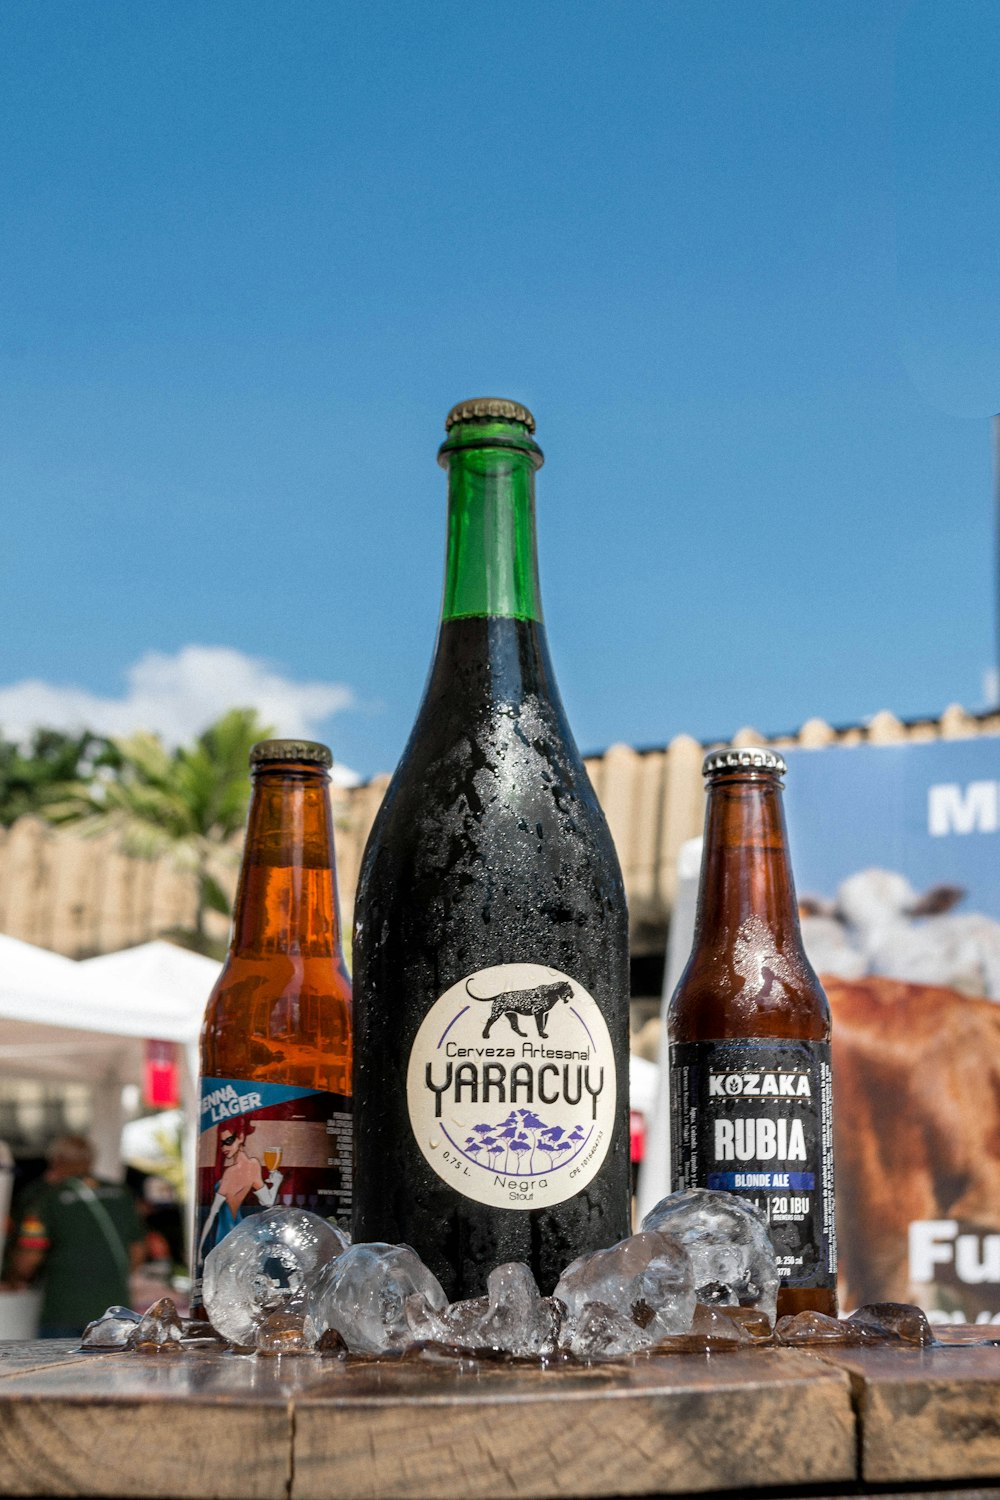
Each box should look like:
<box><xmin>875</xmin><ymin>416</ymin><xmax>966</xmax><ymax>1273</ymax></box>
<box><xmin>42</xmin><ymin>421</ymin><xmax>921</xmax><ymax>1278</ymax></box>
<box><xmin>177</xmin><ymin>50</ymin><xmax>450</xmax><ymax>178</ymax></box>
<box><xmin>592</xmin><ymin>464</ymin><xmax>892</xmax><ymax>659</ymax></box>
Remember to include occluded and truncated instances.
<box><xmin>9</xmin><ymin>1335</ymin><xmax>1000</xmax><ymax>1499</ymax></box>
<box><xmin>0</xmin><ymin>1342</ymin><xmax>855</xmax><ymax>1500</ymax></box>
<box><xmin>0</xmin><ymin>1343</ymin><xmax>292</xmax><ymax>1499</ymax></box>
<box><xmin>816</xmin><ymin>1341</ymin><xmax>1000</xmax><ymax>1486</ymax></box>
<box><xmin>292</xmin><ymin>1347</ymin><xmax>854</xmax><ymax>1500</ymax></box>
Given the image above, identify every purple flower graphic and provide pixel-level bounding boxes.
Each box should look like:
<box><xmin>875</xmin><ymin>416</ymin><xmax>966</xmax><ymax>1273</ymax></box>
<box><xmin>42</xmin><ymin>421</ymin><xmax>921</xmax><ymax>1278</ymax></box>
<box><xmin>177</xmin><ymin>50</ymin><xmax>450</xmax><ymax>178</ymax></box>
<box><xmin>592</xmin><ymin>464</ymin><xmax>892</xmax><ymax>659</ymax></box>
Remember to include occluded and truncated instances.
<box><xmin>509</xmin><ymin>1137</ymin><xmax>529</xmax><ymax>1171</ymax></box>
<box><xmin>450</xmin><ymin>1105</ymin><xmax>591</xmax><ymax>1176</ymax></box>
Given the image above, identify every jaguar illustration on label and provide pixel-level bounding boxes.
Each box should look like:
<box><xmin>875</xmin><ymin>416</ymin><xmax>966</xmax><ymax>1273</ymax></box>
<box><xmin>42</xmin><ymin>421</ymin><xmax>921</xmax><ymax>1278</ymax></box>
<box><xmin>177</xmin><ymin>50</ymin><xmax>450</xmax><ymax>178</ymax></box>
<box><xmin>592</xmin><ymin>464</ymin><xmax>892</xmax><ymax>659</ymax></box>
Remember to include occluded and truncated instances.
<box><xmin>406</xmin><ymin>963</ymin><xmax>617</xmax><ymax>1210</ymax></box>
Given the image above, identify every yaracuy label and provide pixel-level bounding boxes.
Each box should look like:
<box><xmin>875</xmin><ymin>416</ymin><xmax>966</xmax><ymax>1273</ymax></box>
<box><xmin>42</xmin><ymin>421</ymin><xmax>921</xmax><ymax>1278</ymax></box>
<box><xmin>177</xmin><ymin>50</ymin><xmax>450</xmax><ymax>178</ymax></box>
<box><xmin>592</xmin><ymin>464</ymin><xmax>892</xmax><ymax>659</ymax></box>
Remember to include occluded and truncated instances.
<box><xmin>670</xmin><ymin>1038</ymin><xmax>837</xmax><ymax>1289</ymax></box>
<box><xmin>192</xmin><ymin>1076</ymin><xmax>352</xmax><ymax>1307</ymax></box>
<box><xmin>407</xmin><ymin>963</ymin><xmax>616</xmax><ymax>1210</ymax></box>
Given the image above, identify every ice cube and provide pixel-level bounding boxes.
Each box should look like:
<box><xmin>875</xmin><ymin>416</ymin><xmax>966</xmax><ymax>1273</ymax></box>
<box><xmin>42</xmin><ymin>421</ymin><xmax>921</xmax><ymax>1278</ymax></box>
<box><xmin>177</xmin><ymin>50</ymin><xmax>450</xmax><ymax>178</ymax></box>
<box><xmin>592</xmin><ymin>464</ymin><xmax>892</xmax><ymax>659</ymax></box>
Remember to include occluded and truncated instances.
<box><xmin>641</xmin><ymin>1303</ymin><xmax>762</xmax><ymax>1354</ymax></box>
<box><xmin>561</xmin><ymin>1300</ymin><xmax>652</xmax><ymax>1359</ymax></box>
<box><xmin>689</xmin><ymin>1303</ymin><xmax>754</xmax><ymax>1345</ymax></box>
<box><xmin>403</xmin><ymin>1290</ymin><xmax>452</xmax><ymax>1344</ymax></box>
<box><xmin>775</xmin><ymin>1311</ymin><xmax>860</xmax><ymax>1346</ymax></box>
<box><xmin>847</xmin><ymin>1302</ymin><xmax>934</xmax><ymax>1346</ymax></box>
<box><xmin>180</xmin><ymin>1318</ymin><xmax>225</xmax><ymax>1345</ymax></box>
<box><xmin>81</xmin><ymin>1305</ymin><xmax>140</xmax><ymax>1349</ymax></box>
<box><xmin>481</xmin><ymin>1263</ymin><xmax>562</xmax><ymax>1357</ymax></box>
<box><xmin>304</xmin><ymin>1242</ymin><xmax>447</xmax><ymax>1354</ymax></box>
<box><xmin>404</xmin><ymin>1264</ymin><xmax>562</xmax><ymax>1358</ymax></box>
<box><xmin>255</xmin><ymin>1311</ymin><xmax>310</xmax><ymax>1355</ymax></box>
<box><xmin>722</xmin><ymin>1306</ymin><xmax>773</xmax><ymax>1339</ymax></box>
<box><xmin>203</xmin><ymin>1208</ymin><xmax>349</xmax><ymax>1346</ymax></box>
<box><xmin>128</xmin><ymin>1297</ymin><xmax>183</xmax><ymax>1352</ymax></box>
<box><xmin>555</xmin><ymin>1230</ymin><xmax>695</xmax><ymax>1354</ymax></box>
<box><xmin>439</xmin><ymin>1296</ymin><xmax>492</xmax><ymax>1350</ymax></box>
<box><xmin>641</xmin><ymin>1188</ymin><xmax>779</xmax><ymax>1324</ymax></box>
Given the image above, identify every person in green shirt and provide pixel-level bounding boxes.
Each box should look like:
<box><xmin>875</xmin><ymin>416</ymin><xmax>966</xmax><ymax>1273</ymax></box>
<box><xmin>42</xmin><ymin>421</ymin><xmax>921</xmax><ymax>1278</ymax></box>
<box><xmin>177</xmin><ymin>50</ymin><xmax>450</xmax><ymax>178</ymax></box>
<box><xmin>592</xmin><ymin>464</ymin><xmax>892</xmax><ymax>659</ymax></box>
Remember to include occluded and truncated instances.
<box><xmin>10</xmin><ymin>1134</ymin><xmax>146</xmax><ymax>1338</ymax></box>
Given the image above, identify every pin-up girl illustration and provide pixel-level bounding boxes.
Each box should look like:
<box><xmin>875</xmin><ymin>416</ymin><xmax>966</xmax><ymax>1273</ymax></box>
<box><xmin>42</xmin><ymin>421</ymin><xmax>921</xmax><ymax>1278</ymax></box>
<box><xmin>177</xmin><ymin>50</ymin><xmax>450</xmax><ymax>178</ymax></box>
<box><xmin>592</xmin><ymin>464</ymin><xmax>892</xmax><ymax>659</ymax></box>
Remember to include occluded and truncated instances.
<box><xmin>197</xmin><ymin>1114</ymin><xmax>283</xmax><ymax>1263</ymax></box>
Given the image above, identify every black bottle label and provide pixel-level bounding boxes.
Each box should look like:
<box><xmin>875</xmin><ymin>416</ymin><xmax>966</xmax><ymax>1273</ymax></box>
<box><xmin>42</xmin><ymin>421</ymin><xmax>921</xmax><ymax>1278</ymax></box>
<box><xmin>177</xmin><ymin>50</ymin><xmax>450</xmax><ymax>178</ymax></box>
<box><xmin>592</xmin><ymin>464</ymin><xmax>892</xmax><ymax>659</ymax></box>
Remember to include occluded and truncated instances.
<box><xmin>669</xmin><ymin>1039</ymin><xmax>837</xmax><ymax>1289</ymax></box>
<box><xmin>406</xmin><ymin>963</ymin><xmax>617</xmax><ymax>1211</ymax></box>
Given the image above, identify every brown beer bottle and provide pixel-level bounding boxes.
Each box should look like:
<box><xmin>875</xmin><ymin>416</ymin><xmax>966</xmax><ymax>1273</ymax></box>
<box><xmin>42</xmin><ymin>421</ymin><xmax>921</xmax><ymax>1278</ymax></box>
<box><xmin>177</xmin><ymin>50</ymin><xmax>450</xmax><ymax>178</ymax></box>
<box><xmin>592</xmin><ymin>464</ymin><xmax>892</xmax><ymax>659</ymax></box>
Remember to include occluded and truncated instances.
<box><xmin>191</xmin><ymin>739</ymin><xmax>353</xmax><ymax>1313</ymax></box>
<box><xmin>667</xmin><ymin>747</ymin><xmax>837</xmax><ymax>1318</ymax></box>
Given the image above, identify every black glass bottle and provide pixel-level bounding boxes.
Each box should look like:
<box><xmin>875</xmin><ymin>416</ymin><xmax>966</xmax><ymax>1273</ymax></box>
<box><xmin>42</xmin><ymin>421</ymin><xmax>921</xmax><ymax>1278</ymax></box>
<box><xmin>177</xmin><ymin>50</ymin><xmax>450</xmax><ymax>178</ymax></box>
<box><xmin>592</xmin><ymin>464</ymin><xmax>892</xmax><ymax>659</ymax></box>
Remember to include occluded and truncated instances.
<box><xmin>352</xmin><ymin>398</ymin><xmax>630</xmax><ymax>1298</ymax></box>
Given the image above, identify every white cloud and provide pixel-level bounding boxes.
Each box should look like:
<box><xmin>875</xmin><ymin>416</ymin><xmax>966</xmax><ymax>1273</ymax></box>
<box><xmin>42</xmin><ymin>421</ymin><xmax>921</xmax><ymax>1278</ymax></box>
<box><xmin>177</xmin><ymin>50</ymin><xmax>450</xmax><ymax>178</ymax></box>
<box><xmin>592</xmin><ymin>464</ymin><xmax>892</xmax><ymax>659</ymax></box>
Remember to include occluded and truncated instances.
<box><xmin>0</xmin><ymin>646</ymin><xmax>361</xmax><ymax>784</ymax></box>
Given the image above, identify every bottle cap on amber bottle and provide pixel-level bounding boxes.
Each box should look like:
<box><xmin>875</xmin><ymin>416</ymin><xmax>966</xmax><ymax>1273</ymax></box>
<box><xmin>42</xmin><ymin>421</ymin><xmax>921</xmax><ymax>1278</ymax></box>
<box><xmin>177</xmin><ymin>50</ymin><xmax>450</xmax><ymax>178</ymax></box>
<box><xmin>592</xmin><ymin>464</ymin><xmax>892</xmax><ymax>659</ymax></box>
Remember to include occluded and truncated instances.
<box><xmin>444</xmin><ymin>397</ymin><xmax>535</xmax><ymax>433</ymax></box>
<box><xmin>702</xmin><ymin>745</ymin><xmax>787</xmax><ymax>778</ymax></box>
<box><xmin>250</xmin><ymin>739</ymin><xmax>333</xmax><ymax>770</ymax></box>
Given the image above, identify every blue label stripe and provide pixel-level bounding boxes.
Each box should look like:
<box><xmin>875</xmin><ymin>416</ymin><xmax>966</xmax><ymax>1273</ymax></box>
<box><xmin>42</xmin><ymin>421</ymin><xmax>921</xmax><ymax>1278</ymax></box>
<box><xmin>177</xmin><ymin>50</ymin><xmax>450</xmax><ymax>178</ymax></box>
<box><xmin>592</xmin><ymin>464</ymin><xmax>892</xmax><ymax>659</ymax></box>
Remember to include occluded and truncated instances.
<box><xmin>707</xmin><ymin>1172</ymin><xmax>815</xmax><ymax>1191</ymax></box>
<box><xmin>199</xmin><ymin>1075</ymin><xmax>321</xmax><ymax>1123</ymax></box>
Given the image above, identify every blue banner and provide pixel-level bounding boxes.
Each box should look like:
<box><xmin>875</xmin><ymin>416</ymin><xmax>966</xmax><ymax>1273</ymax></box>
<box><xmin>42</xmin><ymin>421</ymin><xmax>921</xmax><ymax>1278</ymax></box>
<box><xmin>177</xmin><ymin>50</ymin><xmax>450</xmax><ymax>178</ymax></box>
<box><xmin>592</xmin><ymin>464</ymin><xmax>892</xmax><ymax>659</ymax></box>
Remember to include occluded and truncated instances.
<box><xmin>784</xmin><ymin>736</ymin><xmax>1000</xmax><ymax>913</ymax></box>
<box><xmin>782</xmin><ymin>735</ymin><xmax>1000</xmax><ymax>1324</ymax></box>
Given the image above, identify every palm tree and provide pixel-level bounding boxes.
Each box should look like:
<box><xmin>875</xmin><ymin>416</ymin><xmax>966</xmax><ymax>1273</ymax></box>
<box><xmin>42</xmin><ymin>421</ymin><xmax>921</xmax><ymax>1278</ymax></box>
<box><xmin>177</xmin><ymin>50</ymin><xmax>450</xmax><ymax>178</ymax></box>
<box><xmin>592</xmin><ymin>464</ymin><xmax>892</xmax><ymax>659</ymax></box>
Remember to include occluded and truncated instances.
<box><xmin>49</xmin><ymin>708</ymin><xmax>271</xmax><ymax>955</ymax></box>
<box><xmin>0</xmin><ymin>728</ymin><xmax>119</xmax><ymax>827</ymax></box>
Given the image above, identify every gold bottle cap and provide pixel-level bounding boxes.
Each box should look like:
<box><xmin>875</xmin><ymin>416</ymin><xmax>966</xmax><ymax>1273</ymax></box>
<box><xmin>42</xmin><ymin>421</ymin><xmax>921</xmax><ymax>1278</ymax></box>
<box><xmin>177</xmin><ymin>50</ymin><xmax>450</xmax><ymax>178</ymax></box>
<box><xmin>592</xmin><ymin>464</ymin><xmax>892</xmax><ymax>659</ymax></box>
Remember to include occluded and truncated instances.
<box><xmin>702</xmin><ymin>746</ymin><xmax>787</xmax><ymax>778</ymax></box>
<box><xmin>444</xmin><ymin>397</ymin><xmax>535</xmax><ymax>433</ymax></box>
<box><xmin>250</xmin><ymin>739</ymin><xmax>333</xmax><ymax>769</ymax></box>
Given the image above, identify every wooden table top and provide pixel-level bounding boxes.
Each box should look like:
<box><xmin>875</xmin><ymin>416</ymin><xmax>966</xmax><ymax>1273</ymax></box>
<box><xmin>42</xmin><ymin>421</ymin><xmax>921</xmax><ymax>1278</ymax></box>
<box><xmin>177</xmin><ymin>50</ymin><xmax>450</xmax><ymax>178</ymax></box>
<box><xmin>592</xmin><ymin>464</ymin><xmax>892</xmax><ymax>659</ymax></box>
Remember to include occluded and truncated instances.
<box><xmin>1</xmin><ymin>1333</ymin><xmax>999</xmax><ymax>1499</ymax></box>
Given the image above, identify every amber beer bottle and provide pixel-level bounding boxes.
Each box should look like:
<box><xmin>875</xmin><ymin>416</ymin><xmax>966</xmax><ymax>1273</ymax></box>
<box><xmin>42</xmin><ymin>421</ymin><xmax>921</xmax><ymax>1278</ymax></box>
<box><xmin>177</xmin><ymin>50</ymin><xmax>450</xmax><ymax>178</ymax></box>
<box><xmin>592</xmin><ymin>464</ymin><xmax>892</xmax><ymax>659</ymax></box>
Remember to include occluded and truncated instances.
<box><xmin>191</xmin><ymin>740</ymin><xmax>353</xmax><ymax>1312</ymax></box>
<box><xmin>667</xmin><ymin>747</ymin><xmax>837</xmax><ymax>1318</ymax></box>
<box><xmin>353</xmin><ymin>398</ymin><xmax>630</xmax><ymax>1299</ymax></box>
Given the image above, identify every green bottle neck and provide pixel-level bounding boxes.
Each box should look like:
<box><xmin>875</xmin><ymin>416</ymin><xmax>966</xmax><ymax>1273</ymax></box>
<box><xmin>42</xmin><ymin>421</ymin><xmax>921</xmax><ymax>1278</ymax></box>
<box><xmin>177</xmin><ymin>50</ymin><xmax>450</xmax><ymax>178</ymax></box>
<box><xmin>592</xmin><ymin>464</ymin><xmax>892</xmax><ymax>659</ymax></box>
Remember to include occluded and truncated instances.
<box><xmin>437</xmin><ymin>419</ymin><xmax>544</xmax><ymax>622</ymax></box>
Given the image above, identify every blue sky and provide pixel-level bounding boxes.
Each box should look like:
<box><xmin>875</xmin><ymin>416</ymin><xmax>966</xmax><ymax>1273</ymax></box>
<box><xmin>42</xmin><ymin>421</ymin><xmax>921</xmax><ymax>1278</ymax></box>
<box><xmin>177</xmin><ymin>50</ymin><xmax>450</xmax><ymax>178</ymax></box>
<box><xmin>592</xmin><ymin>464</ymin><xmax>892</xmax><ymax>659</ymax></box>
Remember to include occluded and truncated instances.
<box><xmin>2</xmin><ymin>1</ymin><xmax>999</xmax><ymax>780</ymax></box>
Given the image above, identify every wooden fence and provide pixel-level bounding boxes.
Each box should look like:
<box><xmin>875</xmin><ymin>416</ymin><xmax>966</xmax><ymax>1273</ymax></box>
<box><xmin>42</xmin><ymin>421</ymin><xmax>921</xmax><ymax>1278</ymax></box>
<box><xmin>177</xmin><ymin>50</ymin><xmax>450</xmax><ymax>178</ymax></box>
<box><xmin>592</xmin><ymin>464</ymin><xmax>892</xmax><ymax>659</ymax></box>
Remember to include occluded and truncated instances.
<box><xmin>1</xmin><ymin>703</ymin><xmax>996</xmax><ymax>962</ymax></box>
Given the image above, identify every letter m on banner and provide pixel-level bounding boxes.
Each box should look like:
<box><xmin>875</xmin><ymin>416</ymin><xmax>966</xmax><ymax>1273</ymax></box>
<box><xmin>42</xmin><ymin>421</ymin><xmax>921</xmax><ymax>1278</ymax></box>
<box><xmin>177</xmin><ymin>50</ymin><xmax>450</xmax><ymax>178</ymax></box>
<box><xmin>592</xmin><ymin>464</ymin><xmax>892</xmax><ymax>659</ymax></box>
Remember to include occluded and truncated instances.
<box><xmin>928</xmin><ymin>781</ymin><xmax>999</xmax><ymax>837</ymax></box>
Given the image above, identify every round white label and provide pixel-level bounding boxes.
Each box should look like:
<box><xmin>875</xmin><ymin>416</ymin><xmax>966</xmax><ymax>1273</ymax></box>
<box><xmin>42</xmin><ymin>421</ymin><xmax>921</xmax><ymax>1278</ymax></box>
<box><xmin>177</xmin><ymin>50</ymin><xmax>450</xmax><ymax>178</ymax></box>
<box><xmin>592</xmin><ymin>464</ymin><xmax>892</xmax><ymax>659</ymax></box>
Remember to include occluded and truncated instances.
<box><xmin>406</xmin><ymin>963</ymin><xmax>617</xmax><ymax>1210</ymax></box>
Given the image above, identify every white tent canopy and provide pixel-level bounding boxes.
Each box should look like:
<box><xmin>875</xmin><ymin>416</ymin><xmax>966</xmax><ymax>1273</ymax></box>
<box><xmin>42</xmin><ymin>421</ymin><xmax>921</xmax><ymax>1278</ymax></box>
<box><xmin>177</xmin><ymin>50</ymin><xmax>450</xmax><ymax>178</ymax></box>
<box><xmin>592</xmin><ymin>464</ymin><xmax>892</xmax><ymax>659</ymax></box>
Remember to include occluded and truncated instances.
<box><xmin>80</xmin><ymin>942</ymin><xmax>220</xmax><ymax>1044</ymax></box>
<box><xmin>0</xmin><ymin>937</ymin><xmax>219</xmax><ymax>1178</ymax></box>
<box><xmin>4</xmin><ymin>935</ymin><xmax>664</xmax><ymax>1202</ymax></box>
